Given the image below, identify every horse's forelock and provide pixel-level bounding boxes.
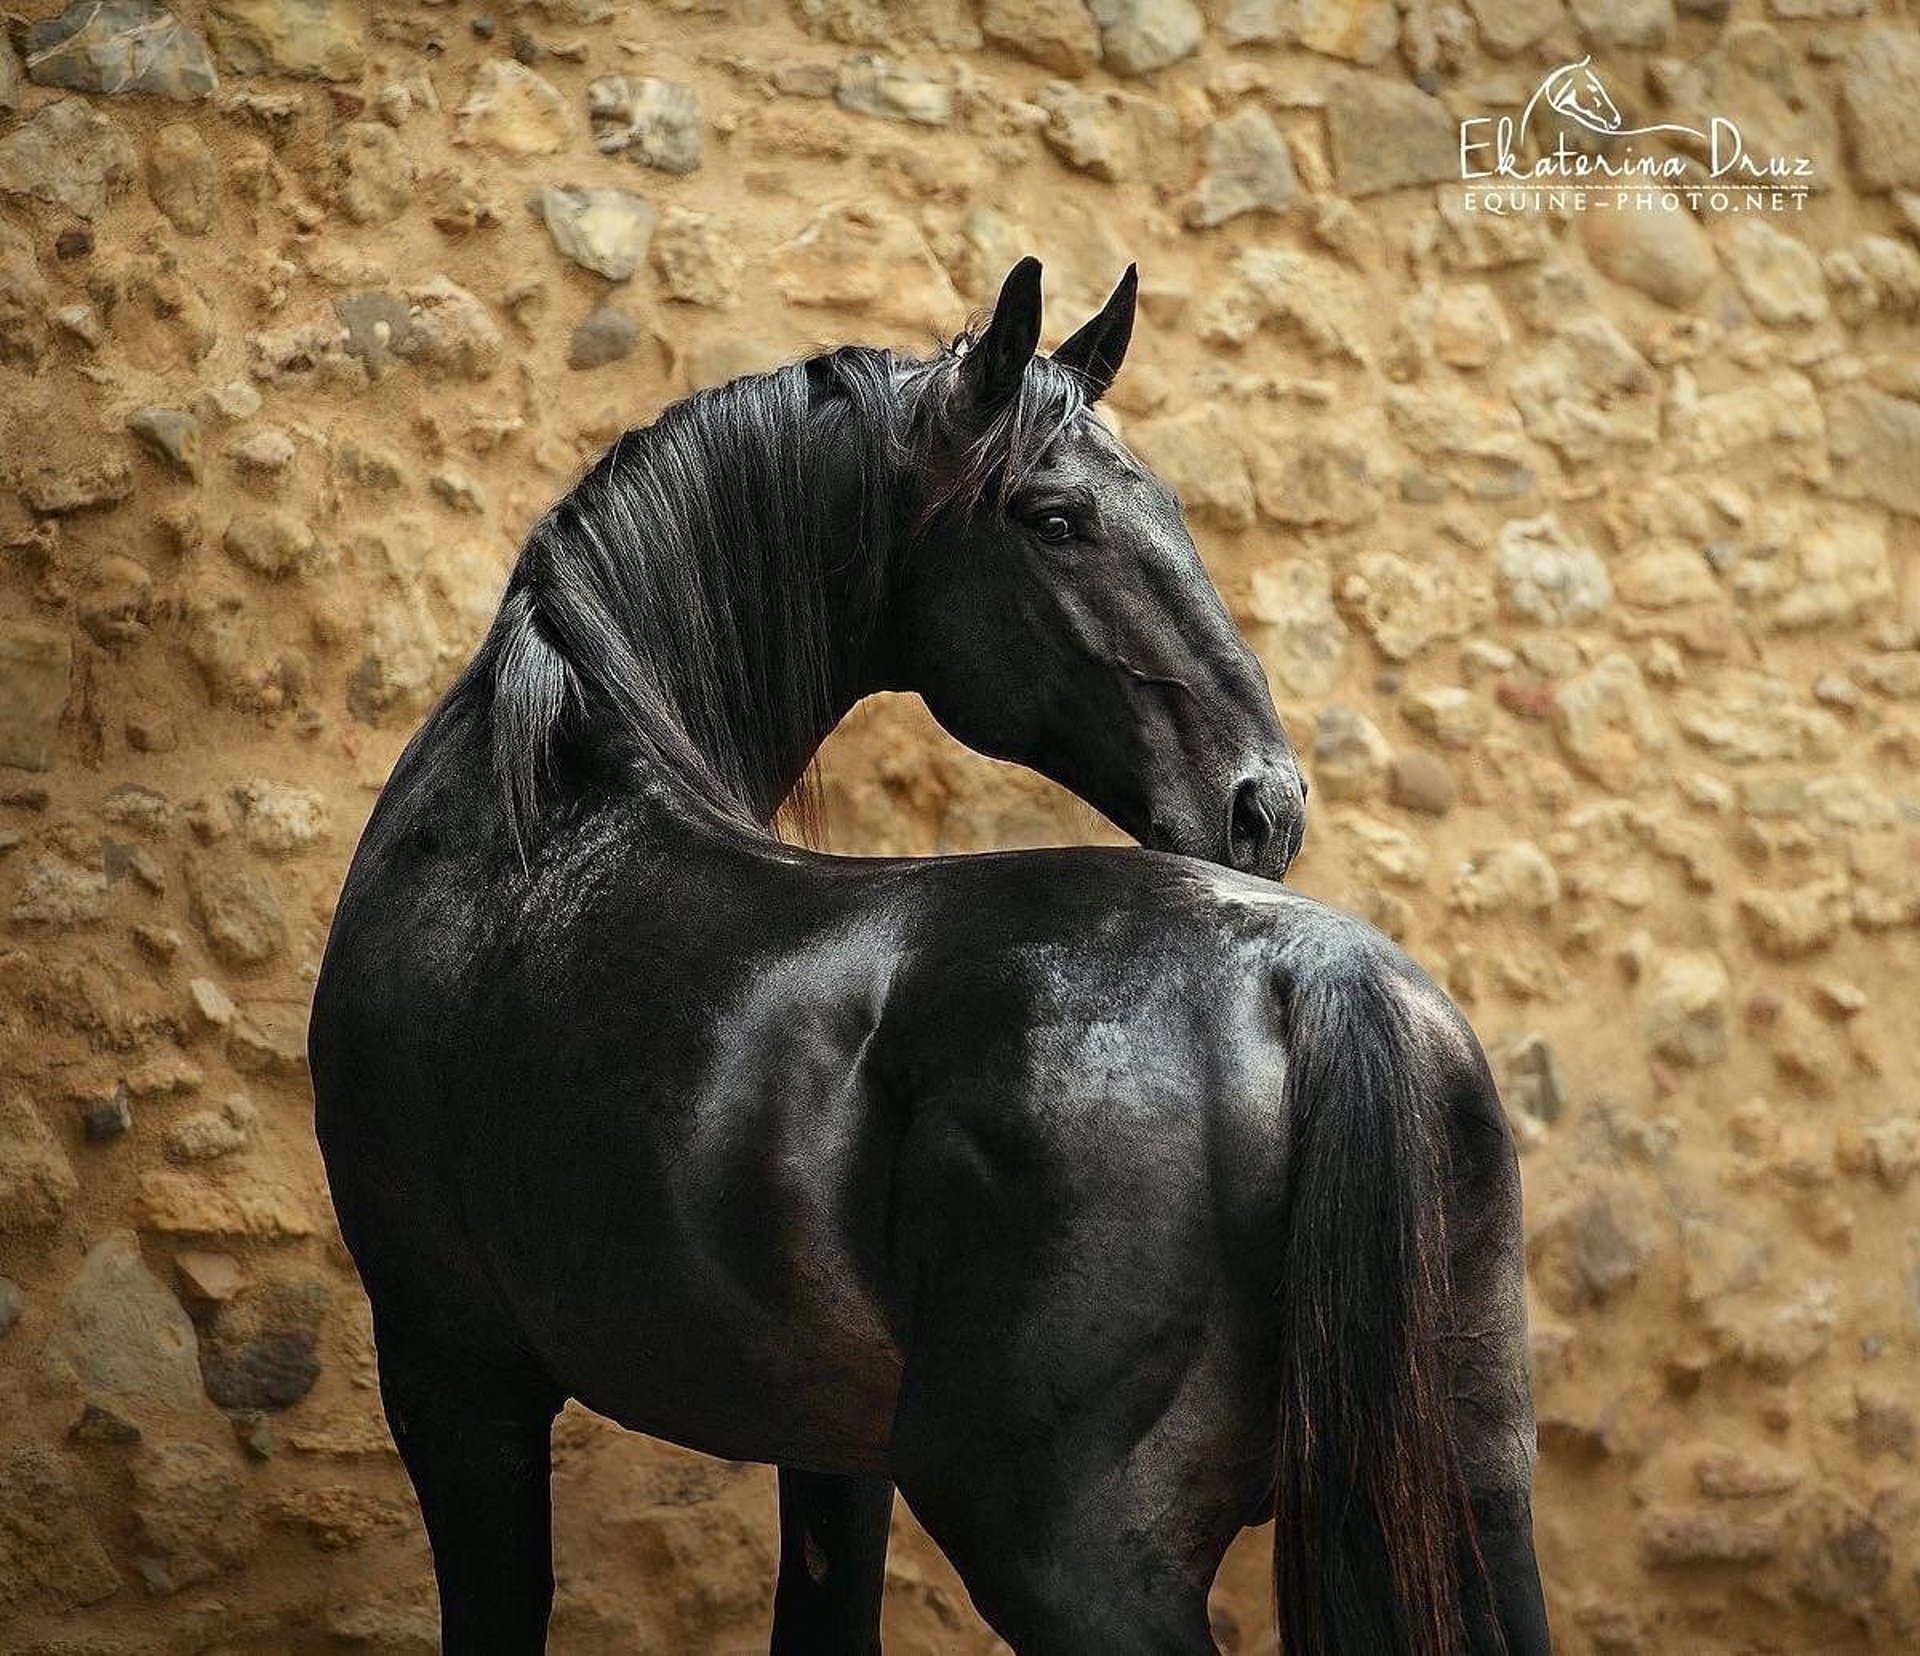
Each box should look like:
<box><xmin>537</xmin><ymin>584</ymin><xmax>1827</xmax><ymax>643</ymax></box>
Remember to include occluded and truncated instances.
<box><xmin>909</xmin><ymin>332</ymin><xmax>1089</xmax><ymax>525</ymax></box>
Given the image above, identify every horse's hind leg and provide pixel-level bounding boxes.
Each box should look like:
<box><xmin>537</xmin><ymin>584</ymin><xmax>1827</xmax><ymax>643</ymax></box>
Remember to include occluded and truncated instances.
<box><xmin>1444</xmin><ymin>1066</ymin><xmax>1554</xmax><ymax>1655</ymax></box>
<box><xmin>889</xmin><ymin>1290</ymin><xmax>1249</xmax><ymax>1654</ymax></box>
<box><xmin>770</xmin><ymin>1469</ymin><xmax>893</xmax><ymax>1654</ymax></box>
<box><xmin>376</xmin><ymin>1326</ymin><xmax>564</xmax><ymax>1654</ymax></box>
<box><xmin>893</xmin><ymin>1407</ymin><xmax>1228</xmax><ymax>1656</ymax></box>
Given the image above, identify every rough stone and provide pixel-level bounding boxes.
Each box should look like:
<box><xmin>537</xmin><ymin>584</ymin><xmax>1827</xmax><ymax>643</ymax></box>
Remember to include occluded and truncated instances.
<box><xmin>1840</xmin><ymin>27</ymin><xmax>1920</xmax><ymax>190</ymax></box>
<box><xmin>128</xmin><ymin>407</ymin><xmax>202</xmax><ymax>481</ymax></box>
<box><xmin>836</xmin><ymin>55</ymin><xmax>954</xmax><ymax>125</ymax></box>
<box><xmin>1311</xmin><ymin>705</ymin><xmax>1393</xmax><ymax>801</ymax></box>
<box><xmin>0</xmin><ymin>98</ymin><xmax>136</xmax><ymax>219</ymax></box>
<box><xmin>9</xmin><ymin>856</ymin><xmax>108</xmax><ymax>927</ymax></box>
<box><xmin>130</xmin><ymin>1440</ymin><xmax>258</xmax><ymax>1594</ymax></box>
<box><xmin>148</xmin><ymin>122</ymin><xmax>215</xmax><ymax>233</ymax></box>
<box><xmin>0</xmin><ymin>622</ymin><xmax>71</xmax><ymax>771</ymax></box>
<box><xmin>207</xmin><ymin>0</ymin><xmax>363</xmax><ymax>82</ymax></box>
<box><xmin>1728</xmin><ymin>1282</ymin><xmax>1840</xmax><ymax>1379</ymax></box>
<box><xmin>329</xmin><ymin>122</ymin><xmax>415</xmax><ymax>227</ymax></box>
<box><xmin>199</xmin><ymin>1278</ymin><xmax>326</xmax><ymax>1412</ymax></box>
<box><xmin>164</xmin><ymin>1093</ymin><xmax>258</xmax><ymax>1163</ymax></box>
<box><xmin>0</xmin><ymin>1448</ymin><xmax>121</xmax><ymax>1611</ymax></box>
<box><xmin>1554</xmin><ymin>654</ymin><xmax>1670</xmax><ymax>795</ymax></box>
<box><xmin>1645</xmin><ymin>951</ymin><xmax>1731</xmax><ymax>1065</ymax></box>
<box><xmin>40</xmin><ymin>1231</ymin><xmax>202</xmax><ymax>1410</ymax></box>
<box><xmin>1089</xmin><ymin>0</ymin><xmax>1204</xmax><ymax>75</ymax></box>
<box><xmin>1693</xmin><ymin>1447</ymin><xmax>1802</xmax><ymax>1500</ymax></box>
<box><xmin>232</xmin><ymin>427</ymin><xmax>295</xmax><ymax>474</ymax></box>
<box><xmin>1725</xmin><ymin>221</ymin><xmax>1830</xmax><ymax>326</ymax></box>
<box><xmin>981</xmin><ymin>0</ymin><xmax>1101</xmax><ymax>75</ymax></box>
<box><xmin>0</xmin><ymin>1278</ymin><xmax>21</xmax><ymax>1336</ymax></box>
<box><xmin>223</xmin><ymin>510</ymin><xmax>315</xmax><ymax>578</ymax></box>
<box><xmin>1465</xmin><ymin>0</ymin><xmax>1563</xmax><ymax>55</ymax></box>
<box><xmin>1384</xmin><ymin>382</ymin><xmax>1527</xmax><ymax>464</ymax></box>
<box><xmin>228</xmin><ymin>1003</ymin><xmax>308</xmax><ymax>1075</ymax></box>
<box><xmin>1451</xmin><ymin>840</ymin><xmax>1559</xmax><ymax>913</ymax></box>
<box><xmin>1205</xmin><ymin>252</ymin><xmax>1372</xmax><ymax>359</ymax></box>
<box><xmin>1129</xmin><ymin>406</ymin><xmax>1253</xmax><ymax>525</ymax></box>
<box><xmin>0</xmin><ymin>221</ymin><xmax>50</xmax><ymax>369</ymax></box>
<box><xmin>1246</xmin><ymin>562</ymin><xmax>1347</xmax><ymax>697</ymax></box>
<box><xmin>231</xmin><ymin>780</ymin><xmax>328</xmax><ymax>854</ymax></box>
<box><xmin>772</xmin><ymin>203</ymin><xmax>959</xmax><ymax>328</ymax></box>
<box><xmin>137</xmin><ymin>1170</ymin><xmax>318</xmax><ymax>1238</ymax></box>
<box><xmin>1826</xmin><ymin>385</ymin><xmax>1920</xmax><ymax>517</ymax></box>
<box><xmin>1739</xmin><ymin>879</ymin><xmax>1849</xmax><ymax>958</ymax></box>
<box><xmin>532</xmin><ymin>186</ymin><xmax>659</xmax><ymax>282</ymax></box>
<box><xmin>22</xmin><ymin>0</ymin><xmax>216</xmax><ymax>99</ymax></box>
<box><xmin>791</xmin><ymin>0</ymin><xmax>982</xmax><ymax>49</ymax></box>
<box><xmin>1040</xmin><ymin>83</ymin><xmax>1181</xmax><ymax>185</ymax></box>
<box><xmin>82</xmin><ymin>1084</ymin><xmax>133</xmax><ymax>1142</ymax></box>
<box><xmin>1388</xmin><ymin>749</ymin><xmax>1457</xmax><ymax>815</ymax></box>
<box><xmin>1497</xmin><ymin>513</ymin><xmax>1612</xmax><ymax>626</ymax></box>
<box><xmin>1398</xmin><ymin>281</ymin><xmax>1509</xmax><ymax>371</ymax></box>
<box><xmin>458</xmin><ymin>59</ymin><xmax>572</xmax><ymax>155</ymax></box>
<box><xmin>1571</xmin><ymin>0</ymin><xmax>1672</xmax><ymax>48</ymax></box>
<box><xmin>1297</xmin><ymin>0</ymin><xmax>1398</xmax><ymax>63</ymax></box>
<box><xmin>1671</xmin><ymin>370</ymin><xmax>1825</xmax><ymax>475</ymax></box>
<box><xmin>1795</xmin><ymin>1497</ymin><xmax>1891</xmax><ymax>1615</ymax></box>
<box><xmin>1339</xmin><ymin>812</ymin><xmax>1429</xmax><ymax>885</ymax></box>
<box><xmin>175</xmin><ymin>1251</ymin><xmax>245</xmax><ymax>1304</ymax></box>
<box><xmin>1185</xmin><ymin>106</ymin><xmax>1297</xmax><ymax>228</ymax></box>
<box><xmin>333</xmin><ymin>291</ymin><xmax>414</xmax><ymax>379</ymax></box>
<box><xmin>185</xmin><ymin>852</ymin><xmax>287</xmax><ymax>966</ymax></box>
<box><xmin>1643</xmin><ymin>1509</ymin><xmax>1780</xmax><ymax>1568</ymax></box>
<box><xmin>1733</xmin><ymin>511</ymin><xmax>1891</xmax><ymax>631</ymax></box>
<box><xmin>589</xmin><ymin>76</ymin><xmax>703</xmax><ymax>174</ymax></box>
<box><xmin>1327</xmin><ymin>77</ymin><xmax>1456</xmax><ymax>197</ymax></box>
<box><xmin>1403</xmin><ymin>686</ymin><xmax>1490</xmax><ymax>749</ymax></box>
<box><xmin>1581</xmin><ymin>205</ymin><xmax>1717</xmax><ymax>309</ymax></box>
<box><xmin>1251</xmin><ymin>422</ymin><xmax>1381</xmax><ymax>526</ymax></box>
<box><xmin>0</xmin><ymin>1092</ymin><xmax>78</xmax><ymax>1232</ymax></box>
<box><xmin>1500</xmin><ymin>1033</ymin><xmax>1564</xmax><ymax>1124</ymax></box>
<box><xmin>1530</xmin><ymin>1180</ymin><xmax>1663</xmax><ymax>1314</ymax></box>
<box><xmin>79</xmin><ymin>554</ymin><xmax>155</xmax><ymax>648</ymax></box>
<box><xmin>1341</xmin><ymin>551</ymin><xmax>1491</xmax><ymax>663</ymax></box>
<box><xmin>1510</xmin><ymin>318</ymin><xmax>1660</xmax><ymax>464</ymax></box>
<box><xmin>398</xmin><ymin>277</ymin><xmax>503</xmax><ymax>381</ymax></box>
<box><xmin>652</xmin><ymin>208</ymin><xmax>744</xmax><ymax>307</ymax></box>
<box><xmin>1675</xmin><ymin>675</ymin><xmax>1844</xmax><ymax>764</ymax></box>
<box><xmin>1615</xmin><ymin>544</ymin><xmax>1717</xmax><ymax>611</ymax></box>
<box><xmin>569</xmin><ymin>305</ymin><xmax>641</xmax><ymax>370</ymax></box>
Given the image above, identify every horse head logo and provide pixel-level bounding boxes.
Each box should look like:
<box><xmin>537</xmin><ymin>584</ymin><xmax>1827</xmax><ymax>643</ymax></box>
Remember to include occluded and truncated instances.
<box><xmin>1543</xmin><ymin>57</ymin><xmax>1623</xmax><ymax>135</ymax></box>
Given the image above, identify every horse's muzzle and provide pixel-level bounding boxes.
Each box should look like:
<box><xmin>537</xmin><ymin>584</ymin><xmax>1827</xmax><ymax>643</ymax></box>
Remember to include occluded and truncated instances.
<box><xmin>1225</xmin><ymin>762</ymin><xmax>1308</xmax><ymax>880</ymax></box>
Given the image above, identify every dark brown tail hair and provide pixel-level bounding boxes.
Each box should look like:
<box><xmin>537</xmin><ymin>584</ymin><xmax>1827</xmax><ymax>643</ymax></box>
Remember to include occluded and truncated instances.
<box><xmin>1272</xmin><ymin>967</ymin><xmax>1487</xmax><ymax>1655</ymax></box>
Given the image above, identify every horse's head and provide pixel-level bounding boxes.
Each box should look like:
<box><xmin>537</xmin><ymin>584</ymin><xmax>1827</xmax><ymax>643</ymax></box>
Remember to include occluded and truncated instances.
<box><xmin>889</xmin><ymin>258</ymin><xmax>1306</xmax><ymax>880</ymax></box>
<box><xmin>1546</xmin><ymin>58</ymin><xmax>1622</xmax><ymax>134</ymax></box>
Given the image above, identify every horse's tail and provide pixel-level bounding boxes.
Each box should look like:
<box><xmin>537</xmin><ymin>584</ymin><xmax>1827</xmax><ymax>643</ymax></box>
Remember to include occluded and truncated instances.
<box><xmin>1272</xmin><ymin>965</ymin><xmax>1478</xmax><ymax>1656</ymax></box>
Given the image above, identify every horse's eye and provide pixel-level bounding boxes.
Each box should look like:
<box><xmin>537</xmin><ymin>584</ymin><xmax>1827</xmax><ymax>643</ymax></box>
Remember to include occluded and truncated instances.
<box><xmin>1032</xmin><ymin>512</ymin><xmax>1076</xmax><ymax>544</ymax></box>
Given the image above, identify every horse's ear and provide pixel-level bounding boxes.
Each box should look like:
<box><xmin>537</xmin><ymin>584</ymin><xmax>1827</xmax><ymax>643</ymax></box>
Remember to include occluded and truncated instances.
<box><xmin>1052</xmin><ymin>264</ymin><xmax>1137</xmax><ymax>403</ymax></box>
<box><xmin>960</xmin><ymin>256</ymin><xmax>1044</xmax><ymax>414</ymax></box>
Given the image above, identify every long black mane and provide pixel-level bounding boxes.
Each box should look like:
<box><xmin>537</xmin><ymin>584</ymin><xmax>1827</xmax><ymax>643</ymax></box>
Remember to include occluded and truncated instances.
<box><xmin>480</xmin><ymin>333</ymin><xmax>1090</xmax><ymax>859</ymax></box>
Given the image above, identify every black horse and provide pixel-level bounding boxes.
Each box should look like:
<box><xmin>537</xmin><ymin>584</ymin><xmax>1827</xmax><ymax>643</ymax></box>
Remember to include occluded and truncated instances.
<box><xmin>310</xmin><ymin>260</ymin><xmax>1550</xmax><ymax>1655</ymax></box>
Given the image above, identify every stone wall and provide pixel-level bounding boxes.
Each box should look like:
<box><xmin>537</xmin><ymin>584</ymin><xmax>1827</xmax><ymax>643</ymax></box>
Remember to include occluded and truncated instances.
<box><xmin>2</xmin><ymin>0</ymin><xmax>1918</xmax><ymax>1650</ymax></box>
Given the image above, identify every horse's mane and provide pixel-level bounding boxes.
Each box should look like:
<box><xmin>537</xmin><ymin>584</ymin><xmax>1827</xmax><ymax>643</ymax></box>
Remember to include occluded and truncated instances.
<box><xmin>480</xmin><ymin>329</ymin><xmax>1090</xmax><ymax>862</ymax></box>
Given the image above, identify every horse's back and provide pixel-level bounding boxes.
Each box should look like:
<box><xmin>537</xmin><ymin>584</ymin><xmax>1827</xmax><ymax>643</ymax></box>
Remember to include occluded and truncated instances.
<box><xmin>875</xmin><ymin>850</ymin><xmax>1408</xmax><ymax>1281</ymax></box>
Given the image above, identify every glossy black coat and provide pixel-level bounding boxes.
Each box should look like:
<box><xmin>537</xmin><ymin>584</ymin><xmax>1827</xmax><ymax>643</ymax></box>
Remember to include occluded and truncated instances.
<box><xmin>311</xmin><ymin>264</ymin><xmax>1550</xmax><ymax>1654</ymax></box>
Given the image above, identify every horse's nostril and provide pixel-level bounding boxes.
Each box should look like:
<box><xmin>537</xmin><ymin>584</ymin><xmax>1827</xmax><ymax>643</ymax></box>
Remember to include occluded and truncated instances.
<box><xmin>1228</xmin><ymin>776</ymin><xmax>1275</xmax><ymax>872</ymax></box>
<box><xmin>1298</xmin><ymin>771</ymin><xmax>1310</xmax><ymax>802</ymax></box>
